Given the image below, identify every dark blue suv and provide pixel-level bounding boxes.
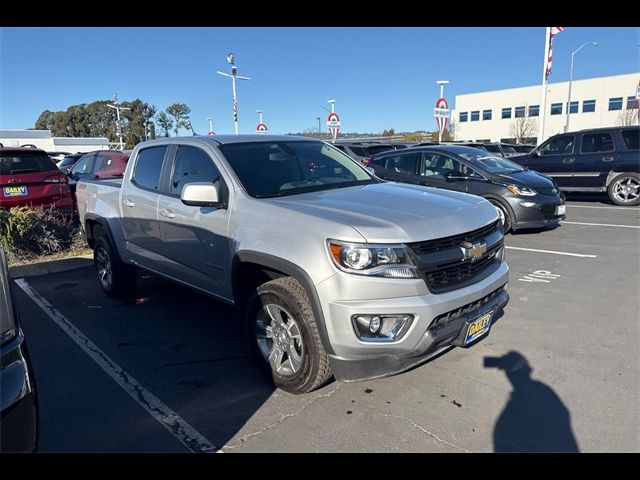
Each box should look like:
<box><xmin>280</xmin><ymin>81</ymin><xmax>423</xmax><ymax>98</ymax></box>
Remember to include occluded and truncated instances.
<box><xmin>510</xmin><ymin>127</ymin><xmax>639</xmax><ymax>206</ymax></box>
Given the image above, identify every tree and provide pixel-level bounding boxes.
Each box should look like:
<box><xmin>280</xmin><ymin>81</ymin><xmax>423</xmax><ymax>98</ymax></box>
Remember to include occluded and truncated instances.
<box><xmin>618</xmin><ymin>106</ymin><xmax>639</xmax><ymax>126</ymax></box>
<box><xmin>430</xmin><ymin>128</ymin><xmax>452</xmax><ymax>142</ymax></box>
<box><xmin>35</xmin><ymin>110</ymin><xmax>55</xmax><ymax>130</ymax></box>
<box><xmin>156</xmin><ymin>112</ymin><xmax>173</xmax><ymax>137</ymax></box>
<box><xmin>510</xmin><ymin>115</ymin><xmax>538</xmax><ymax>144</ymax></box>
<box><xmin>165</xmin><ymin>103</ymin><xmax>191</xmax><ymax>137</ymax></box>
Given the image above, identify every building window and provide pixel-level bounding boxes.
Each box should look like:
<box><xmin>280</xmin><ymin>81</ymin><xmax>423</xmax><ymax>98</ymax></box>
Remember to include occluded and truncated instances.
<box><xmin>501</xmin><ymin>108</ymin><xmax>512</xmax><ymax>119</ymax></box>
<box><xmin>482</xmin><ymin>109</ymin><xmax>492</xmax><ymax>120</ymax></box>
<box><xmin>514</xmin><ymin>106</ymin><xmax>526</xmax><ymax>118</ymax></box>
<box><xmin>529</xmin><ymin>105</ymin><xmax>540</xmax><ymax>117</ymax></box>
<box><xmin>550</xmin><ymin>103</ymin><xmax>563</xmax><ymax>115</ymax></box>
<box><xmin>608</xmin><ymin>97</ymin><xmax>623</xmax><ymax>111</ymax></box>
<box><xmin>583</xmin><ymin>99</ymin><xmax>596</xmax><ymax>113</ymax></box>
<box><xmin>566</xmin><ymin>101</ymin><xmax>579</xmax><ymax>114</ymax></box>
<box><xmin>627</xmin><ymin>96</ymin><xmax>639</xmax><ymax>109</ymax></box>
<box><xmin>470</xmin><ymin>111</ymin><xmax>480</xmax><ymax>122</ymax></box>
<box><xmin>459</xmin><ymin>112</ymin><xmax>468</xmax><ymax>122</ymax></box>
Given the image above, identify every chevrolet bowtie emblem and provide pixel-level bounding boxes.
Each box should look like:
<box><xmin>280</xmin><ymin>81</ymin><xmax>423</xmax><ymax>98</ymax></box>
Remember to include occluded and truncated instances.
<box><xmin>461</xmin><ymin>241</ymin><xmax>487</xmax><ymax>261</ymax></box>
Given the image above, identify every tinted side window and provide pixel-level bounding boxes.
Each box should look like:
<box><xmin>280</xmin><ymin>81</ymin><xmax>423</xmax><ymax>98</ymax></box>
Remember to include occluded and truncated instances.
<box><xmin>71</xmin><ymin>155</ymin><xmax>92</xmax><ymax>175</ymax></box>
<box><xmin>420</xmin><ymin>153</ymin><xmax>463</xmax><ymax>176</ymax></box>
<box><xmin>366</xmin><ymin>145</ymin><xmax>395</xmax><ymax>155</ymax></box>
<box><xmin>384</xmin><ymin>153</ymin><xmax>417</xmax><ymax>174</ymax></box>
<box><xmin>170</xmin><ymin>146</ymin><xmax>221</xmax><ymax>196</ymax></box>
<box><xmin>94</xmin><ymin>154</ymin><xmax>114</xmax><ymax>172</ymax></box>
<box><xmin>539</xmin><ymin>135</ymin><xmax>575</xmax><ymax>155</ymax></box>
<box><xmin>621</xmin><ymin>129</ymin><xmax>639</xmax><ymax>150</ymax></box>
<box><xmin>348</xmin><ymin>146</ymin><xmax>367</xmax><ymax>157</ymax></box>
<box><xmin>133</xmin><ymin>146</ymin><xmax>167</xmax><ymax>191</ymax></box>
<box><xmin>581</xmin><ymin>133</ymin><xmax>614</xmax><ymax>153</ymax></box>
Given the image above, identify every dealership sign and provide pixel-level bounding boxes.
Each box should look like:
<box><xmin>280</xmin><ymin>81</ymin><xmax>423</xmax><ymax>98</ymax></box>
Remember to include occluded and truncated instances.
<box><xmin>255</xmin><ymin>123</ymin><xmax>268</xmax><ymax>134</ymax></box>
<box><xmin>434</xmin><ymin>97</ymin><xmax>450</xmax><ymax>134</ymax></box>
<box><xmin>326</xmin><ymin>112</ymin><xmax>341</xmax><ymax>142</ymax></box>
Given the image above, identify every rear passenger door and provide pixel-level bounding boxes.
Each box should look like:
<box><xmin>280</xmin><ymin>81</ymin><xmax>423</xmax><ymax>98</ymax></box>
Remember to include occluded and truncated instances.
<box><xmin>618</xmin><ymin>128</ymin><xmax>639</xmax><ymax>171</ymax></box>
<box><xmin>121</xmin><ymin>145</ymin><xmax>169</xmax><ymax>272</ymax></box>
<box><xmin>529</xmin><ymin>134</ymin><xmax>576</xmax><ymax>187</ymax></box>
<box><xmin>156</xmin><ymin>144</ymin><xmax>232</xmax><ymax>300</ymax></box>
<box><xmin>576</xmin><ymin>131</ymin><xmax>616</xmax><ymax>188</ymax></box>
<box><xmin>375</xmin><ymin>152</ymin><xmax>419</xmax><ymax>184</ymax></box>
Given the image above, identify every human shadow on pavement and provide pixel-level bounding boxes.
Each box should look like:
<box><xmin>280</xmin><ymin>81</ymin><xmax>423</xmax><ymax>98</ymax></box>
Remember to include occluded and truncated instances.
<box><xmin>484</xmin><ymin>351</ymin><xmax>580</xmax><ymax>452</ymax></box>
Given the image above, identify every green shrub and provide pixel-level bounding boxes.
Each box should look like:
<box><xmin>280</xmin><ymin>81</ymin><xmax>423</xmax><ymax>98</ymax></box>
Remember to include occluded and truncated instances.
<box><xmin>0</xmin><ymin>206</ymin><xmax>85</xmax><ymax>263</ymax></box>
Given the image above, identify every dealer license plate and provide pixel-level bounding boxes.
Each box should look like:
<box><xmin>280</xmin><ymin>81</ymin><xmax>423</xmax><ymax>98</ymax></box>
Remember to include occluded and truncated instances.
<box><xmin>464</xmin><ymin>312</ymin><xmax>493</xmax><ymax>345</ymax></box>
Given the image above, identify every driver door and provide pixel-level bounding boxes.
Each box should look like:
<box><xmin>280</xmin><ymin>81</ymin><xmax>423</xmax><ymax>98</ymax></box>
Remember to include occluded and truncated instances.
<box><xmin>529</xmin><ymin>134</ymin><xmax>576</xmax><ymax>187</ymax></box>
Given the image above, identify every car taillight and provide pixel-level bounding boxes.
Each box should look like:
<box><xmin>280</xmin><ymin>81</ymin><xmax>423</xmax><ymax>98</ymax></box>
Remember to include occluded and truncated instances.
<box><xmin>361</xmin><ymin>157</ymin><xmax>372</xmax><ymax>166</ymax></box>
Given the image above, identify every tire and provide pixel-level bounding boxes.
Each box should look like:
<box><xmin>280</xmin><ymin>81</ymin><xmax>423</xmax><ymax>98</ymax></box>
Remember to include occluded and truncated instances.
<box><xmin>607</xmin><ymin>173</ymin><xmax>640</xmax><ymax>206</ymax></box>
<box><xmin>489</xmin><ymin>200</ymin><xmax>512</xmax><ymax>233</ymax></box>
<box><xmin>246</xmin><ymin>276</ymin><xmax>333</xmax><ymax>394</ymax></box>
<box><xmin>93</xmin><ymin>234</ymin><xmax>137</xmax><ymax>298</ymax></box>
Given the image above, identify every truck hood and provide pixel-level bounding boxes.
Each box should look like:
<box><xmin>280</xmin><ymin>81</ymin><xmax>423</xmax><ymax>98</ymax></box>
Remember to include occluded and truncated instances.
<box><xmin>267</xmin><ymin>182</ymin><xmax>498</xmax><ymax>243</ymax></box>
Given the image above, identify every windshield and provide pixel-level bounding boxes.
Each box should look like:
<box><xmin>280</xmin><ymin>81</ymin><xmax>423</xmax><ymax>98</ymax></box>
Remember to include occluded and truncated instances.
<box><xmin>455</xmin><ymin>148</ymin><xmax>525</xmax><ymax>173</ymax></box>
<box><xmin>219</xmin><ymin>141</ymin><xmax>377</xmax><ymax>198</ymax></box>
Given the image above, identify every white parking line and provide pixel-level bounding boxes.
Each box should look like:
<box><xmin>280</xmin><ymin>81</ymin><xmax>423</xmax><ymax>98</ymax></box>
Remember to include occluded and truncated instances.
<box><xmin>566</xmin><ymin>204</ymin><xmax>640</xmax><ymax>211</ymax></box>
<box><xmin>562</xmin><ymin>221</ymin><xmax>640</xmax><ymax>229</ymax></box>
<box><xmin>505</xmin><ymin>246</ymin><xmax>597</xmax><ymax>258</ymax></box>
<box><xmin>15</xmin><ymin>279</ymin><xmax>216</xmax><ymax>453</ymax></box>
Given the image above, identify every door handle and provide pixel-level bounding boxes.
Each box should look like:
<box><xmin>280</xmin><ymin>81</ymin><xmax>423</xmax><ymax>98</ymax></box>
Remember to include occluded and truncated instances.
<box><xmin>159</xmin><ymin>209</ymin><xmax>176</xmax><ymax>219</ymax></box>
<box><xmin>562</xmin><ymin>158</ymin><xmax>574</xmax><ymax>164</ymax></box>
<box><xmin>122</xmin><ymin>199</ymin><xmax>135</xmax><ymax>207</ymax></box>
<box><xmin>602</xmin><ymin>156</ymin><xmax>615</xmax><ymax>162</ymax></box>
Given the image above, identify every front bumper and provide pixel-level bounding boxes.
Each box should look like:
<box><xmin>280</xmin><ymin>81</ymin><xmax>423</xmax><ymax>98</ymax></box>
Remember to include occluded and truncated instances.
<box><xmin>316</xmin><ymin>259</ymin><xmax>509</xmax><ymax>381</ymax></box>
<box><xmin>508</xmin><ymin>194</ymin><xmax>565</xmax><ymax>231</ymax></box>
<box><xmin>1</xmin><ymin>333</ymin><xmax>37</xmax><ymax>452</ymax></box>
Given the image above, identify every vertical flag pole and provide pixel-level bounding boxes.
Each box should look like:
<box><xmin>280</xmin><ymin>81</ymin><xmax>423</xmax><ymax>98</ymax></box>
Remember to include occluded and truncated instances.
<box><xmin>537</xmin><ymin>27</ymin><xmax>551</xmax><ymax>146</ymax></box>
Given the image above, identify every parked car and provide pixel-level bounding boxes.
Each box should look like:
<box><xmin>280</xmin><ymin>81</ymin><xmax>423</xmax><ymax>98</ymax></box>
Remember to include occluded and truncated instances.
<box><xmin>0</xmin><ymin>147</ymin><xmax>74</xmax><ymax>214</ymax></box>
<box><xmin>1</xmin><ymin>244</ymin><xmax>38</xmax><ymax>452</ymax></box>
<box><xmin>370</xmin><ymin>145</ymin><xmax>566</xmax><ymax>233</ymax></box>
<box><xmin>57</xmin><ymin>153</ymin><xmax>85</xmax><ymax>173</ymax></box>
<box><xmin>77</xmin><ymin>135</ymin><xmax>509</xmax><ymax>394</ymax></box>
<box><xmin>46</xmin><ymin>151</ymin><xmax>71</xmax><ymax>164</ymax></box>
<box><xmin>333</xmin><ymin>141</ymin><xmax>407</xmax><ymax>165</ymax></box>
<box><xmin>503</xmin><ymin>143</ymin><xmax>536</xmax><ymax>154</ymax></box>
<box><xmin>68</xmin><ymin>150</ymin><xmax>130</xmax><ymax>195</ymax></box>
<box><xmin>510</xmin><ymin>127</ymin><xmax>640</xmax><ymax>206</ymax></box>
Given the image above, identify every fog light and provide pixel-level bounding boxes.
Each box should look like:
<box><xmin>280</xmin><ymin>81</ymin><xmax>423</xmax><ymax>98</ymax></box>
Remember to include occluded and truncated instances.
<box><xmin>519</xmin><ymin>201</ymin><xmax>537</xmax><ymax>207</ymax></box>
<box><xmin>352</xmin><ymin>314</ymin><xmax>414</xmax><ymax>342</ymax></box>
<box><xmin>369</xmin><ymin>316</ymin><xmax>382</xmax><ymax>334</ymax></box>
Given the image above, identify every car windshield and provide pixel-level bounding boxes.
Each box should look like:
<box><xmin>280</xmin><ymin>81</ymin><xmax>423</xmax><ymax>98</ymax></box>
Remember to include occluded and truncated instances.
<box><xmin>455</xmin><ymin>148</ymin><xmax>525</xmax><ymax>173</ymax></box>
<box><xmin>0</xmin><ymin>152</ymin><xmax>58</xmax><ymax>175</ymax></box>
<box><xmin>219</xmin><ymin>141</ymin><xmax>377</xmax><ymax>198</ymax></box>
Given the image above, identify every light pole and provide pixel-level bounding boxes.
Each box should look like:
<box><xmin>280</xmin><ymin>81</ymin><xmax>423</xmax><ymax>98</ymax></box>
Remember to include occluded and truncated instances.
<box><xmin>316</xmin><ymin>117</ymin><xmax>321</xmax><ymax>139</ymax></box>
<box><xmin>207</xmin><ymin>117</ymin><xmax>214</xmax><ymax>134</ymax></box>
<box><xmin>436</xmin><ymin>80</ymin><xmax>449</xmax><ymax>143</ymax></box>
<box><xmin>107</xmin><ymin>92</ymin><xmax>131</xmax><ymax>150</ymax></box>
<box><xmin>565</xmin><ymin>42</ymin><xmax>597</xmax><ymax>133</ymax></box>
<box><xmin>217</xmin><ymin>53</ymin><xmax>251</xmax><ymax>135</ymax></box>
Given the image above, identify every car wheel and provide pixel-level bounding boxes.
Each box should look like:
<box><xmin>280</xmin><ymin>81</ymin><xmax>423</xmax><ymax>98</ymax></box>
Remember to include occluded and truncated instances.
<box><xmin>247</xmin><ymin>277</ymin><xmax>333</xmax><ymax>394</ymax></box>
<box><xmin>489</xmin><ymin>200</ymin><xmax>512</xmax><ymax>233</ymax></box>
<box><xmin>607</xmin><ymin>173</ymin><xmax>640</xmax><ymax>206</ymax></box>
<box><xmin>94</xmin><ymin>235</ymin><xmax>137</xmax><ymax>298</ymax></box>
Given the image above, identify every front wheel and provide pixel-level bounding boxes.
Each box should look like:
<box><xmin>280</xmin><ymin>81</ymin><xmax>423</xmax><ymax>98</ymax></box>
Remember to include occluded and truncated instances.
<box><xmin>247</xmin><ymin>277</ymin><xmax>333</xmax><ymax>394</ymax></box>
<box><xmin>607</xmin><ymin>173</ymin><xmax>640</xmax><ymax>206</ymax></box>
<box><xmin>489</xmin><ymin>200</ymin><xmax>512</xmax><ymax>233</ymax></box>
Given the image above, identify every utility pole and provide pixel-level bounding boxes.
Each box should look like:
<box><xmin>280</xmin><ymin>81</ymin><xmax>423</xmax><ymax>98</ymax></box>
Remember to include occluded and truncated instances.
<box><xmin>107</xmin><ymin>92</ymin><xmax>131</xmax><ymax>150</ymax></box>
<box><xmin>316</xmin><ymin>117</ymin><xmax>321</xmax><ymax>139</ymax></box>
<box><xmin>217</xmin><ymin>53</ymin><xmax>251</xmax><ymax>135</ymax></box>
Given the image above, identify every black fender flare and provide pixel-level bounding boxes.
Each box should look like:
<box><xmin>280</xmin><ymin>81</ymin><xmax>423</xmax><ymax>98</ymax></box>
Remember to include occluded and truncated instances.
<box><xmin>233</xmin><ymin>251</ymin><xmax>335</xmax><ymax>355</ymax></box>
<box><xmin>83</xmin><ymin>214</ymin><xmax>126</xmax><ymax>263</ymax></box>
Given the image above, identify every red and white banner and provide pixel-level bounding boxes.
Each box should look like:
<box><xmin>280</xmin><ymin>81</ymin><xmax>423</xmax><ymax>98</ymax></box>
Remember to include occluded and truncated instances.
<box><xmin>255</xmin><ymin>123</ymin><xmax>268</xmax><ymax>134</ymax></box>
<box><xmin>434</xmin><ymin>97</ymin><xmax>449</xmax><ymax>134</ymax></box>
<box><xmin>545</xmin><ymin>26</ymin><xmax>566</xmax><ymax>80</ymax></box>
<box><xmin>326</xmin><ymin>112</ymin><xmax>341</xmax><ymax>142</ymax></box>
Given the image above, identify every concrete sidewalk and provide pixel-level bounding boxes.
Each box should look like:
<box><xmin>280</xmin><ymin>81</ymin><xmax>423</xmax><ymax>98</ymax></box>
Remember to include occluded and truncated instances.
<box><xmin>9</xmin><ymin>254</ymin><xmax>93</xmax><ymax>279</ymax></box>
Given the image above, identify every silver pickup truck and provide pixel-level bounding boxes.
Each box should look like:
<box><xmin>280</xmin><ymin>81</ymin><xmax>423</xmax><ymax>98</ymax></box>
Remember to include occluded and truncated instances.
<box><xmin>77</xmin><ymin>135</ymin><xmax>509</xmax><ymax>394</ymax></box>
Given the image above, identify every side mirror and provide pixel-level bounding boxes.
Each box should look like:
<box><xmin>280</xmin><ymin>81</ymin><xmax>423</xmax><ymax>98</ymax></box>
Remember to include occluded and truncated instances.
<box><xmin>181</xmin><ymin>182</ymin><xmax>225</xmax><ymax>208</ymax></box>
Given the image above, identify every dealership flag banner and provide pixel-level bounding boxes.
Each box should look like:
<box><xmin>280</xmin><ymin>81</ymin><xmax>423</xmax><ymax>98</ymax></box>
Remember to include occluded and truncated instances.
<box><xmin>538</xmin><ymin>26</ymin><xmax>566</xmax><ymax>145</ymax></box>
<box><xmin>546</xmin><ymin>27</ymin><xmax>566</xmax><ymax>81</ymax></box>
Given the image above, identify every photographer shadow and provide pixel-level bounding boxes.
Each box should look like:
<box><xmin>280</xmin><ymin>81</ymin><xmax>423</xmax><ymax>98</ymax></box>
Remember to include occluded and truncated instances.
<box><xmin>485</xmin><ymin>351</ymin><xmax>580</xmax><ymax>452</ymax></box>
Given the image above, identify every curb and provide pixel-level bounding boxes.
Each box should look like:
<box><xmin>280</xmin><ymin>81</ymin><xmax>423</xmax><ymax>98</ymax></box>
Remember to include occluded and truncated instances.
<box><xmin>9</xmin><ymin>254</ymin><xmax>94</xmax><ymax>279</ymax></box>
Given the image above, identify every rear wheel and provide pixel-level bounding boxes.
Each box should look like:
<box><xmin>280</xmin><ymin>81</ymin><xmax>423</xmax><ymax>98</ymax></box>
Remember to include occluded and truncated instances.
<box><xmin>247</xmin><ymin>277</ymin><xmax>332</xmax><ymax>394</ymax></box>
<box><xmin>94</xmin><ymin>234</ymin><xmax>137</xmax><ymax>298</ymax></box>
<box><xmin>489</xmin><ymin>200</ymin><xmax>512</xmax><ymax>233</ymax></box>
<box><xmin>608</xmin><ymin>173</ymin><xmax>640</xmax><ymax>206</ymax></box>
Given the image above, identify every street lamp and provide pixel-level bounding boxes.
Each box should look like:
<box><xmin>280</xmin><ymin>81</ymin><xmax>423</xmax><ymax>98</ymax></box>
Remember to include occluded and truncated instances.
<box><xmin>207</xmin><ymin>117</ymin><xmax>213</xmax><ymax>134</ymax></box>
<box><xmin>217</xmin><ymin>53</ymin><xmax>251</xmax><ymax>135</ymax></box>
<box><xmin>565</xmin><ymin>42</ymin><xmax>597</xmax><ymax>133</ymax></box>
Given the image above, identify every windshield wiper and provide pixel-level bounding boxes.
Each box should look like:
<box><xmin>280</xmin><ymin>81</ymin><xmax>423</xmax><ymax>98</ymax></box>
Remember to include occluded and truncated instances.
<box><xmin>254</xmin><ymin>190</ymin><xmax>300</xmax><ymax>198</ymax></box>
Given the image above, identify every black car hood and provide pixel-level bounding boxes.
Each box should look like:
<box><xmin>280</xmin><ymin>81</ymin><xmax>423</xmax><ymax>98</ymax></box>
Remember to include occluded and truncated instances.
<box><xmin>494</xmin><ymin>169</ymin><xmax>554</xmax><ymax>189</ymax></box>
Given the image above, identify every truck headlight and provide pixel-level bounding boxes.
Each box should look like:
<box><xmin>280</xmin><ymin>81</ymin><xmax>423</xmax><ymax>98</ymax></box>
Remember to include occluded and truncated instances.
<box><xmin>327</xmin><ymin>240</ymin><xmax>419</xmax><ymax>278</ymax></box>
<box><xmin>506</xmin><ymin>184</ymin><xmax>537</xmax><ymax>196</ymax></box>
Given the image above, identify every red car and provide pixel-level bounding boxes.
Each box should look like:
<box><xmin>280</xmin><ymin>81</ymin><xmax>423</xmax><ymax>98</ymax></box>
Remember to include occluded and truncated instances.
<box><xmin>0</xmin><ymin>147</ymin><xmax>73</xmax><ymax>214</ymax></box>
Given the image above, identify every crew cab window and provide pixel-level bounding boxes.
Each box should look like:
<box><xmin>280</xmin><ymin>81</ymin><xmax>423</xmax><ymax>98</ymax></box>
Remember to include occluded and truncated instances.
<box><xmin>581</xmin><ymin>133</ymin><xmax>614</xmax><ymax>153</ymax></box>
<box><xmin>539</xmin><ymin>135</ymin><xmax>575</xmax><ymax>156</ymax></box>
<box><xmin>132</xmin><ymin>146</ymin><xmax>166</xmax><ymax>191</ymax></box>
<box><xmin>170</xmin><ymin>146</ymin><xmax>221</xmax><ymax>196</ymax></box>
<box><xmin>621</xmin><ymin>129</ymin><xmax>639</xmax><ymax>150</ymax></box>
<box><xmin>385</xmin><ymin>153</ymin><xmax>417</xmax><ymax>174</ymax></box>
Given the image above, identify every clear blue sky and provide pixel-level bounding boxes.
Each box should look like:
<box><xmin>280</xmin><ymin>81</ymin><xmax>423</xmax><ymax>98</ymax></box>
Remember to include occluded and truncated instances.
<box><xmin>1</xmin><ymin>27</ymin><xmax>638</xmax><ymax>135</ymax></box>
